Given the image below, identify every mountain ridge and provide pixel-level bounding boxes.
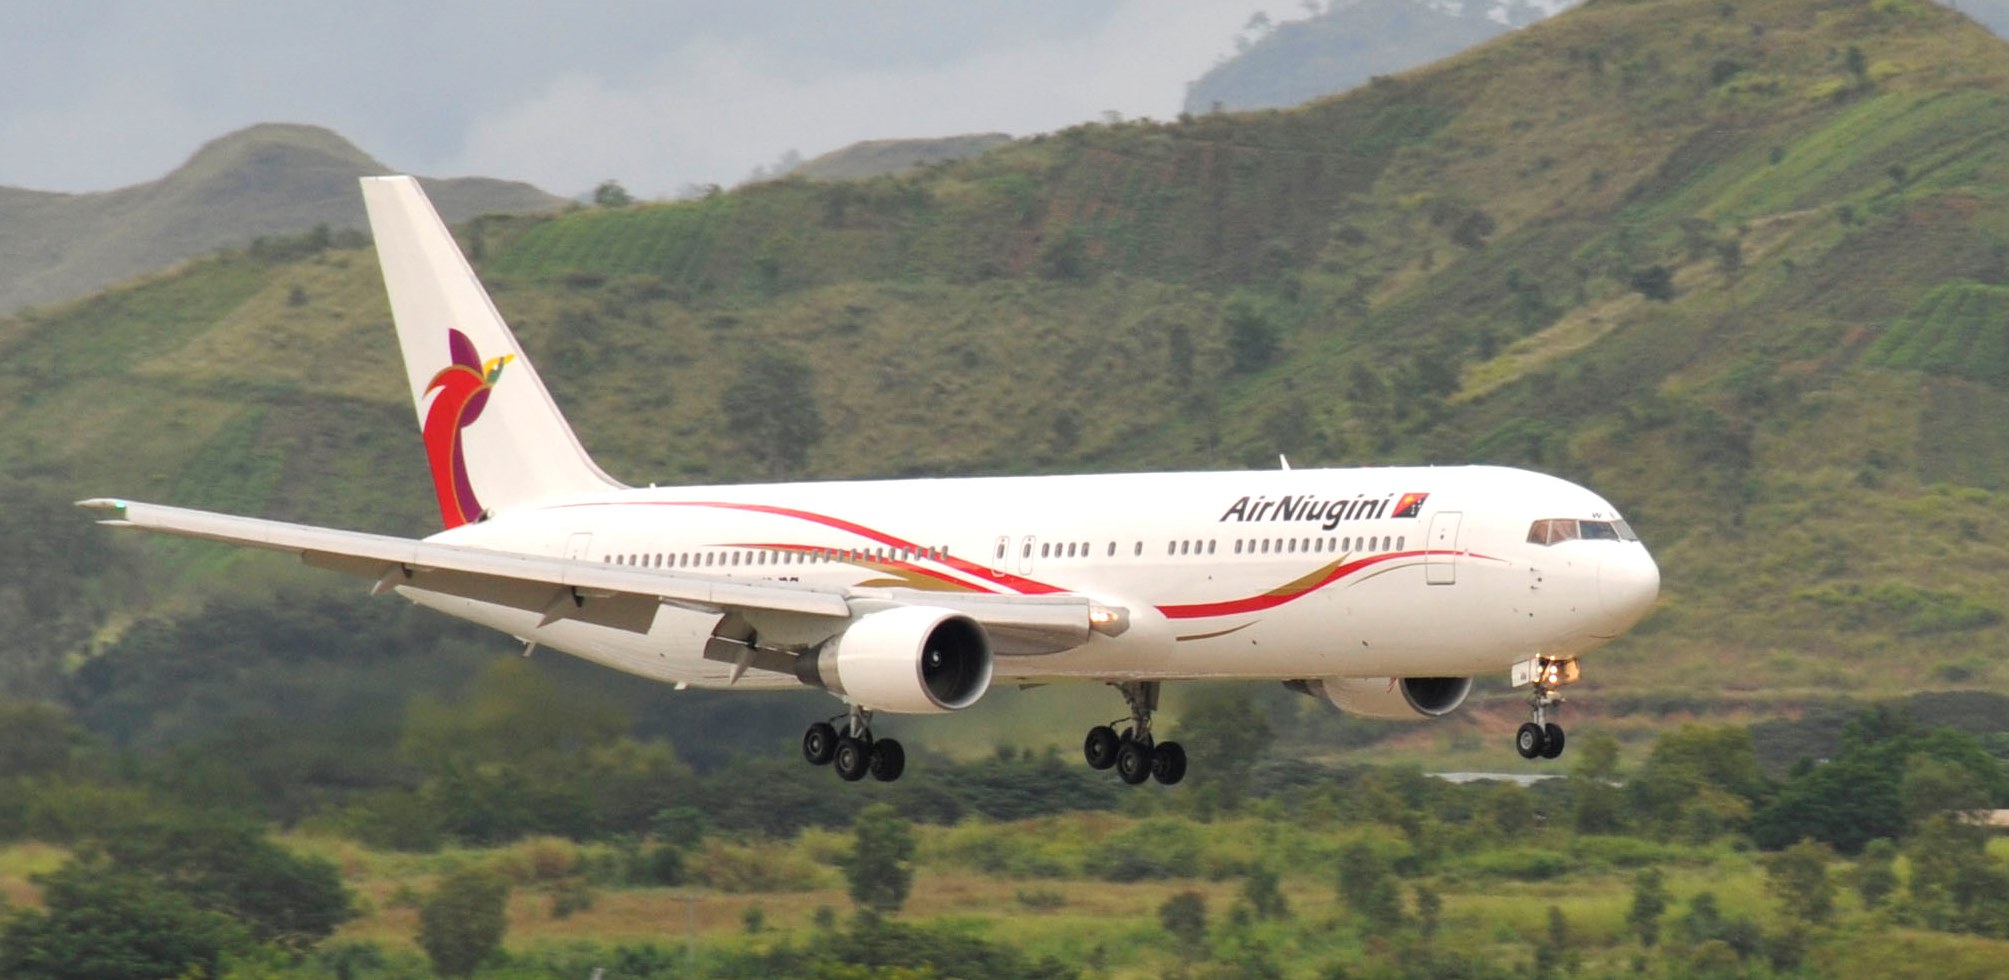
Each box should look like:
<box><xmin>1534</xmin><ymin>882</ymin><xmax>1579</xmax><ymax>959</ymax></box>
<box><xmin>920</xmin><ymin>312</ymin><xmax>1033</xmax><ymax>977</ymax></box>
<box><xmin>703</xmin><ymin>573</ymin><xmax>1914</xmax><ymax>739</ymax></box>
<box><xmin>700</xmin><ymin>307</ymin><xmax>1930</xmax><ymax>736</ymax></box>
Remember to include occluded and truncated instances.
<box><xmin>0</xmin><ymin>123</ymin><xmax>564</xmax><ymax>314</ymax></box>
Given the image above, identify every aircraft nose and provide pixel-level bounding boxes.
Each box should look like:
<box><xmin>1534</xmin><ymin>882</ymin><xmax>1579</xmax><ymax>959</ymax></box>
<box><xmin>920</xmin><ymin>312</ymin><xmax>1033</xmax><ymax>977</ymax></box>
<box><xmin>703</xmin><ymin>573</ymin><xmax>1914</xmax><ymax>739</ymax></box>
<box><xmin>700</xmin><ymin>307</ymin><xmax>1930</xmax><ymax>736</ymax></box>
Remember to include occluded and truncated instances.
<box><xmin>1597</xmin><ymin>547</ymin><xmax>1660</xmax><ymax>633</ymax></box>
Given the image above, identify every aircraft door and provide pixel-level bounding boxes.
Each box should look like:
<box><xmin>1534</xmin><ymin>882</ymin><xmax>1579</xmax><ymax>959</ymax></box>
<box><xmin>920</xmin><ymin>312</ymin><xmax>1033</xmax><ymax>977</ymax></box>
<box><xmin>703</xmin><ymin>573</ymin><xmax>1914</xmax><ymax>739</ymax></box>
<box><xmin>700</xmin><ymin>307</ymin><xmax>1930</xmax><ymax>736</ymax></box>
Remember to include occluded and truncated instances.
<box><xmin>1018</xmin><ymin>536</ymin><xmax>1037</xmax><ymax>575</ymax></box>
<box><xmin>991</xmin><ymin>536</ymin><xmax>1010</xmax><ymax>576</ymax></box>
<box><xmin>1425</xmin><ymin>511</ymin><xmax>1461</xmax><ymax>585</ymax></box>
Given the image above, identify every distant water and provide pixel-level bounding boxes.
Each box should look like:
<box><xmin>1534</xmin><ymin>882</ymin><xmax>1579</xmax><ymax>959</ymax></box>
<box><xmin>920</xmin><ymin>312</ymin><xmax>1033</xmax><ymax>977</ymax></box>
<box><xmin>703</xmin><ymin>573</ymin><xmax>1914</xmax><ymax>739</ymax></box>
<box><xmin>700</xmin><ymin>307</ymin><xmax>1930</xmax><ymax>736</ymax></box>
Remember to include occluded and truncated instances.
<box><xmin>1431</xmin><ymin>771</ymin><xmax>1565</xmax><ymax>786</ymax></box>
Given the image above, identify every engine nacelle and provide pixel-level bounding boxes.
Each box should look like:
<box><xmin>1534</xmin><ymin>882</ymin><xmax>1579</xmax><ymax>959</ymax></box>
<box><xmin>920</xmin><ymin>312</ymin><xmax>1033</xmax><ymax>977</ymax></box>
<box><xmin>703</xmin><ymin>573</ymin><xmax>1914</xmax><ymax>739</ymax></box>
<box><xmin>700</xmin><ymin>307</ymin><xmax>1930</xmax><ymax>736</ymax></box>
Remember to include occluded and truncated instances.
<box><xmin>1288</xmin><ymin>676</ymin><xmax>1473</xmax><ymax>721</ymax></box>
<box><xmin>795</xmin><ymin>606</ymin><xmax>993</xmax><ymax>714</ymax></box>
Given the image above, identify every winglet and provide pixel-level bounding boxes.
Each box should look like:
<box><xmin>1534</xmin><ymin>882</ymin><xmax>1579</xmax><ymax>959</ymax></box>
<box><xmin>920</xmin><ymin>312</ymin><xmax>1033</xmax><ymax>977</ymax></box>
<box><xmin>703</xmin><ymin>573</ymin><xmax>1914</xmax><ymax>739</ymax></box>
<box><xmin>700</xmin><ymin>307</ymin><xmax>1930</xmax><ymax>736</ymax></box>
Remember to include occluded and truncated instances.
<box><xmin>76</xmin><ymin>498</ymin><xmax>131</xmax><ymax>523</ymax></box>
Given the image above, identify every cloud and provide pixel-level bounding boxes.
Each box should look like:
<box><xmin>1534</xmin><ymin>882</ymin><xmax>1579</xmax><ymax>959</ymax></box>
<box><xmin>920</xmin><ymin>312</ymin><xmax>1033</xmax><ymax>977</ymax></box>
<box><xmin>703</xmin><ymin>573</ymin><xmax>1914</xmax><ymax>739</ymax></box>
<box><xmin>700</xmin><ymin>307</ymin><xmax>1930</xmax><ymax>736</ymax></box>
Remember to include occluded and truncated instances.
<box><xmin>446</xmin><ymin>2</ymin><xmax>1276</xmax><ymax>199</ymax></box>
<box><xmin>4</xmin><ymin>0</ymin><xmax>1292</xmax><ymax>196</ymax></box>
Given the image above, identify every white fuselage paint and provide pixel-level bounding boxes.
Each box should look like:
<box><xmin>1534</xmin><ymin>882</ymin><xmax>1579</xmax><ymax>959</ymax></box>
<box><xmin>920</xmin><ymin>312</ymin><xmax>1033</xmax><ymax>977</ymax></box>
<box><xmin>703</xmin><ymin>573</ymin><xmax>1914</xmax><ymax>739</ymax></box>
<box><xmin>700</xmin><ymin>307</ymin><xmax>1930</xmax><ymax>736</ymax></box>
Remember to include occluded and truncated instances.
<box><xmin>400</xmin><ymin>464</ymin><xmax>1660</xmax><ymax>695</ymax></box>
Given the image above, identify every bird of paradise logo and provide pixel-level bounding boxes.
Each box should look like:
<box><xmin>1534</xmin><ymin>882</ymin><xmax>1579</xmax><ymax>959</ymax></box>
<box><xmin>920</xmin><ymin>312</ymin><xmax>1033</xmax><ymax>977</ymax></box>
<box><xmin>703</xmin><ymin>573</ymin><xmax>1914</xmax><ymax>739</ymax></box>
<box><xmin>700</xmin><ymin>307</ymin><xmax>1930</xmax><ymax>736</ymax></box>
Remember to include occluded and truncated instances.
<box><xmin>422</xmin><ymin>329</ymin><xmax>513</xmax><ymax>528</ymax></box>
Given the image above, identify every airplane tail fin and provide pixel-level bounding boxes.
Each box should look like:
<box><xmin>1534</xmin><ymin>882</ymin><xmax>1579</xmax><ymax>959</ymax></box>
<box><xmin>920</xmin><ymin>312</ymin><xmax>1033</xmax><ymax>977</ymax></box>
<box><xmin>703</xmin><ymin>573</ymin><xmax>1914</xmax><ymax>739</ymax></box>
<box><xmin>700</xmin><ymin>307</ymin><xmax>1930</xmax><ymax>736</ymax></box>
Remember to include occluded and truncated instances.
<box><xmin>361</xmin><ymin>175</ymin><xmax>625</xmax><ymax>528</ymax></box>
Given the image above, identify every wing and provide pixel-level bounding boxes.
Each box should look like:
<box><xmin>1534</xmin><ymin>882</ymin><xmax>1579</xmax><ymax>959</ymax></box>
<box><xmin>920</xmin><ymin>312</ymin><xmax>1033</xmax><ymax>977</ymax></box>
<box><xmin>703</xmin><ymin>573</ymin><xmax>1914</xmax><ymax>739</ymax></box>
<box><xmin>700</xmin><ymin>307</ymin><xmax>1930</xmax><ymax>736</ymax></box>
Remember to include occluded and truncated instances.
<box><xmin>78</xmin><ymin>499</ymin><xmax>1100</xmax><ymax>656</ymax></box>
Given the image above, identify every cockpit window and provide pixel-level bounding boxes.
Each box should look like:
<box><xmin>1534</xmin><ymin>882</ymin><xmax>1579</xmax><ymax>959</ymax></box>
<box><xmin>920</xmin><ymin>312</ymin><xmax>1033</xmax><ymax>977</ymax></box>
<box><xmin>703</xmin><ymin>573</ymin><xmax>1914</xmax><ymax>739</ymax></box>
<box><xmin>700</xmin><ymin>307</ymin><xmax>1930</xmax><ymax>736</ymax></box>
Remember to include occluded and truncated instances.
<box><xmin>1528</xmin><ymin>518</ymin><xmax>1639</xmax><ymax>545</ymax></box>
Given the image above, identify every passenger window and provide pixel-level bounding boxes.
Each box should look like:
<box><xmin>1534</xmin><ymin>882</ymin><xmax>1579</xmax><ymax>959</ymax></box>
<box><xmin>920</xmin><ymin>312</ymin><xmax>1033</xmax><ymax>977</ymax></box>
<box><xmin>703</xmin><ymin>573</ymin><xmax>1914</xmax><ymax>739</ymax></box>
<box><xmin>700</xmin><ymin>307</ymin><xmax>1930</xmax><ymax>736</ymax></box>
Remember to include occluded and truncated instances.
<box><xmin>1397</xmin><ymin>536</ymin><xmax>1405</xmax><ymax>550</ymax></box>
<box><xmin>1041</xmin><ymin>542</ymin><xmax>1051</xmax><ymax>558</ymax></box>
<box><xmin>1107</xmin><ymin>542</ymin><xmax>1116</xmax><ymax>557</ymax></box>
<box><xmin>1134</xmin><ymin>542</ymin><xmax>1143</xmax><ymax>556</ymax></box>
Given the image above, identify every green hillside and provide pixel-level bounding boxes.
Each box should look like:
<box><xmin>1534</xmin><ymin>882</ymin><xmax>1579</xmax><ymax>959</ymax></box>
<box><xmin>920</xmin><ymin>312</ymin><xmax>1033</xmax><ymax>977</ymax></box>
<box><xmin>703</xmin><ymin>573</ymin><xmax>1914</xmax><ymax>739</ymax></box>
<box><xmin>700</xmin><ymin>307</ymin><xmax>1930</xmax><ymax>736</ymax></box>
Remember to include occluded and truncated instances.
<box><xmin>789</xmin><ymin>133</ymin><xmax>1015</xmax><ymax>181</ymax></box>
<box><xmin>0</xmin><ymin>123</ymin><xmax>565</xmax><ymax>315</ymax></box>
<box><xmin>7</xmin><ymin>0</ymin><xmax>2009</xmax><ymax>727</ymax></box>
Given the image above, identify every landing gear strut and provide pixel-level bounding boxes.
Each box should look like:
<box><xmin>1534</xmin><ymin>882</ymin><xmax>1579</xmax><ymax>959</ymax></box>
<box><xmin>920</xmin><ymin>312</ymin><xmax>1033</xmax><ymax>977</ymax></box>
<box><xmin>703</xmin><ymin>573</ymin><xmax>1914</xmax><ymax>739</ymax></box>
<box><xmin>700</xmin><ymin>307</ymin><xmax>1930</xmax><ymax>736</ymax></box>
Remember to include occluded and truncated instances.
<box><xmin>1514</xmin><ymin>656</ymin><xmax>1579</xmax><ymax>760</ymax></box>
<box><xmin>1083</xmin><ymin>681</ymin><xmax>1186</xmax><ymax>786</ymax></box>
<box><xmin>802</xmin><ymin>704</ymin><xmax>905</xmax><ymax>782</ymax></box>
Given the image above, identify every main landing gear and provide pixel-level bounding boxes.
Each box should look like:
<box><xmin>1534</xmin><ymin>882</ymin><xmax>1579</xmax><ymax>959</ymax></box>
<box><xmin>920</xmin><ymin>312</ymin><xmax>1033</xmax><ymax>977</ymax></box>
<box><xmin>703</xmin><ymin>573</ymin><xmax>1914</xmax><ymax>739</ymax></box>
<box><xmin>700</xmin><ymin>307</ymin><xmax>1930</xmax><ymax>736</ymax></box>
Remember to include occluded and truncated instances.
<box><xmin>802</xmin><ymin>705</ymin><xmax>906</xmax><ymax>782</ymax></box>
<box><xmin>1083</xmin><ymin>681</ymin><xmax>1187</xmax><ymax>786</ymax></box>
<box><xmin>1514</xmin><ymin>656</ymin><xmax>1580</xmax><ymax>761</ymax></box>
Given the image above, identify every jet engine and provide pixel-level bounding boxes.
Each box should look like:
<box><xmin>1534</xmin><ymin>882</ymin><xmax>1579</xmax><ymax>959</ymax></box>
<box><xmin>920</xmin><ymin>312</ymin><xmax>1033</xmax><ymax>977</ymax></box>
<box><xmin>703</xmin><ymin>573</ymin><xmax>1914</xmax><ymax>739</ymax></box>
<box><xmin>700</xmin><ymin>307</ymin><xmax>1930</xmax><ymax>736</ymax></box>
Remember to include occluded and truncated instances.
<box><xmin>1288</xmin><ymin>675</ymin><xmax>1473</xmax><ymax>721</ymax></box>
<box><xmin>794</xmin><ymin>606</ymin><xmax>993</xmax><ymax>714</ymax></box>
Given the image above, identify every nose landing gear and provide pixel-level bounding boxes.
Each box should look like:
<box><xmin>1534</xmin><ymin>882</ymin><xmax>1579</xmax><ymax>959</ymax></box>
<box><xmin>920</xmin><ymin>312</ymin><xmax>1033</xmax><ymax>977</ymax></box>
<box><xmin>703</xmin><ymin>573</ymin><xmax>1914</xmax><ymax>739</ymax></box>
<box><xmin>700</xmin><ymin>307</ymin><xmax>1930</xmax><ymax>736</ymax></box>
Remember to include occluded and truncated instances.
<box><xmin>1082</xmin><ymin>681</ymin><xmax>1186</xmax><ymax>786</ymax></box>
<box><xmin>1513</xmin><ymin>656</ymin><xmax>1579</xmax><ymax>760</ymax></box>
<box><xmin>802</xmin><ymin>704</ymin><xmax>906</xmax><ymax>782</ymax></box>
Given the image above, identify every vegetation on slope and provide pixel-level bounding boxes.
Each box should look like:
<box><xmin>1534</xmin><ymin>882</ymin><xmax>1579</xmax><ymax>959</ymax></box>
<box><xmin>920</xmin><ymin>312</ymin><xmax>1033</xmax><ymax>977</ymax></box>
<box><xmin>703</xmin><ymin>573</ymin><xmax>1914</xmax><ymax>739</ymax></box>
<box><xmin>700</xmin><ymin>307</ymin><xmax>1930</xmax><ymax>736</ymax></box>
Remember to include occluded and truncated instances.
<box><xmin>7</xmin><ymin>0</ymin><xmax>2009</xmax><ymax>713</ymax></box>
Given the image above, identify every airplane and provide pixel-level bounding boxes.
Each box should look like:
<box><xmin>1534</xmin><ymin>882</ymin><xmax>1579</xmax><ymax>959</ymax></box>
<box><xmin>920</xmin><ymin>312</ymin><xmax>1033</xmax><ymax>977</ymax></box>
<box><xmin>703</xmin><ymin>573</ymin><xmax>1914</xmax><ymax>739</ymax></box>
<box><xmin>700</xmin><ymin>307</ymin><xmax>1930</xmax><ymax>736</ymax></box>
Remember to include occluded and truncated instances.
<box><xmin>81</xmin><ymin>176</ymin><xmax>1660</xmax><ymax>786</ymax></box>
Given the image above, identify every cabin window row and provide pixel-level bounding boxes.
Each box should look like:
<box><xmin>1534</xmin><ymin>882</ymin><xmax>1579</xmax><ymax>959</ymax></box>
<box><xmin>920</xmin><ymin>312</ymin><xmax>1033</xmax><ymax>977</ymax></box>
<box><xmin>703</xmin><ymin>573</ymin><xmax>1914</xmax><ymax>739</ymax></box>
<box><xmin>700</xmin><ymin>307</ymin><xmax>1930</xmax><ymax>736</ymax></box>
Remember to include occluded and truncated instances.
<box><xmin>1233</xmin><ymin>535</ymin><xmax>1401</xmax><ymax>556</ymax></box>
<box><xmin>987</xmin><ymin>536</ymin><xmax>1408</xmax><ymax>562</ymax></box>
<box><xmin>605</xmin><ymin>545</ymin><xmax>949</xmax><ymax>569</ymax></box>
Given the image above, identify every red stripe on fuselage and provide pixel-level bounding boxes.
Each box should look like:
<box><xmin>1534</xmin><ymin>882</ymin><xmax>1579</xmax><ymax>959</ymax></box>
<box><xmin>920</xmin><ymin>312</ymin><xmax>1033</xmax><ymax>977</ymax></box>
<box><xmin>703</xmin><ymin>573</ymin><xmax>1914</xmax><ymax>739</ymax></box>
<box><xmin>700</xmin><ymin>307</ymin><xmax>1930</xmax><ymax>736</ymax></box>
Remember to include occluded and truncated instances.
<box><xmin>546</xmin><ymin>499</ymin><xmax>1490</xmax><ymax>621</ymax></box>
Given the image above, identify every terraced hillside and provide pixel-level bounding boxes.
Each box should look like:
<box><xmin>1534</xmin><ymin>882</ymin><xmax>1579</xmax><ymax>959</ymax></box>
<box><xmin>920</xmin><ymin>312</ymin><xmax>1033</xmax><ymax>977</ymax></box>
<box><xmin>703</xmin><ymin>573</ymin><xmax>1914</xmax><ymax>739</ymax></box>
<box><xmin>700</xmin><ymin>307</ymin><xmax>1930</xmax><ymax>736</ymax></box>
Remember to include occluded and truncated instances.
<box><xmin>7</xmin><ymin>0</ymin><xmax>2009</xmax><ymax>722</ymax></box>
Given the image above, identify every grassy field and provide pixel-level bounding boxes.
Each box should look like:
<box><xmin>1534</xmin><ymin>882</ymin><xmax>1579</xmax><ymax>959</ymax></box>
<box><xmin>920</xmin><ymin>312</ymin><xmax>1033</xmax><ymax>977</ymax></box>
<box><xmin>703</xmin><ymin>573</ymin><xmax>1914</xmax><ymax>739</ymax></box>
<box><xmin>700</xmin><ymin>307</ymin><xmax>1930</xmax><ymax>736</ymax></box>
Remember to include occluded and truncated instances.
<box><xmin>8</xmin><ymin>814</ymin><xmax>2003</xmax><ymax>978</ymax></box>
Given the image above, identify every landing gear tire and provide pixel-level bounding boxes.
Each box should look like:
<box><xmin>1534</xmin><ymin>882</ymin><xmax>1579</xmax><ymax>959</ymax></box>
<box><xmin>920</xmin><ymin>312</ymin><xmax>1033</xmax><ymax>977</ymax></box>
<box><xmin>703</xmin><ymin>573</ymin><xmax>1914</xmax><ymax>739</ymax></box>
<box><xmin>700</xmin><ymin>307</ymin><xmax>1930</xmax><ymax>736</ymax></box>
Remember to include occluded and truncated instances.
<box><xmin>1116</xmin><ymin>740</ymin><xmax>1154</xmax><ymax>785</ymax></box>
<box><xmin>802</xmin><ymin>722</ymin><xmax>838</xmax><ymax>766</ymax></box>
<box><xmin>1540</xmin><ymin>723</ymin><xmax>1566</xmax><ymax>760</ymax></box>
<box><xmin>869</xmin><ymin>738</ymin><xmax>906</xmax><ymax>782</ymax></box>
<box><xmin>1084</xmin><ymin>726</ymin><xmax>1121</xmax><ymax>770</ymax></box>
<box><xmin>1516</xmin><ymin>722</ymin><xmax>1545</xmax><ymax>760</ymax></box>
<box><xmin>833</xmin><ymin>736</ymin><xmax>871</xmax><ymax>782</ymax></box>
<box><xmin>1150</xmin><ymin>741</ymin><xmax>1188</xmax><ymax>786</ymax></box>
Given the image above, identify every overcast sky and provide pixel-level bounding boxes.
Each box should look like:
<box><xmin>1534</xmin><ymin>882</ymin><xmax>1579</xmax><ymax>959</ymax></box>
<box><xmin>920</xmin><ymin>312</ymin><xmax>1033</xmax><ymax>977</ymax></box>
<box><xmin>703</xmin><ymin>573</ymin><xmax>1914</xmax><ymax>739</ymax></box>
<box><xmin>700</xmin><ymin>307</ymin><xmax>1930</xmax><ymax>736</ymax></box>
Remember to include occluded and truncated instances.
<box><xmin>4</xmin><ymin>1</ymin><xmax>1296</xmax><ymax>200</ymax></box>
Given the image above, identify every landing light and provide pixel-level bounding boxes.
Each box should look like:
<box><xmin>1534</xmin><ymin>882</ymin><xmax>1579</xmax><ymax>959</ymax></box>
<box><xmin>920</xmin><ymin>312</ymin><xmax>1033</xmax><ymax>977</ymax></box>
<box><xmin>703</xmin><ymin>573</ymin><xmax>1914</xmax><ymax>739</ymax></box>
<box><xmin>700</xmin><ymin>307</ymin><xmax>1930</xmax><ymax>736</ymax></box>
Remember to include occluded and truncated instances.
<box><xmin>1088</xmin><ymin>604</ymin><xmax>1131</xmax><ymax>637</ymax></box>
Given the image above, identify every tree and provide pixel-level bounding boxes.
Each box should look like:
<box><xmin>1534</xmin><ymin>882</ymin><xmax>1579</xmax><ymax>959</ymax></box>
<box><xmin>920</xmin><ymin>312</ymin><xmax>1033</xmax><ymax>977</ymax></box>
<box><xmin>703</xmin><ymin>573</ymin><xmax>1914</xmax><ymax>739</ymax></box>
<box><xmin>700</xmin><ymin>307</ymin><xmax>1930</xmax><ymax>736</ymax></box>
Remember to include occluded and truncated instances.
<box><xmin>1629</xmin><ymin>265</ymin><xmax>1674</xmax><ymax>302</ymax></box>
<box><xmin>1906</xmin><ymin>815</ymin><xmax>2009</xmax><ymax>935</ymax></box>
<box><xmin>1534</xmin><ymin>905</ymin><xmax>1571</xmax><ymax>977</ymax></box>
<box><xmin>1336</xmin><ymin>841</ymin><xmax>1404</xmax><ymax>931</ymax></box>
<box><xmin>844</xmin><ymin>803</ymin><xmax>916</xmax><ymax>915</ymax></box>
<box><xmin>1414</xmin><ymin>883</ymin><xmax>1442</xmax><ymax>938</ymax></box>
<box><xmin>103</xmin><ymin>818</ymin><xmax>353</xmax><ymax>950</ymax></box>
<box><xmin>1174</xmin><ymin>688</ymin><xmax>1275</xmax><ymax>810</ymax></box>
<box><xmin>0</xmin><ymin>859</ymin><xmax>248</xmax><ymax>980</ymax></box>
<box><xmin>1570</xmin><ymin>730</ymin><xmax>1627</xmax><ymax>834</ymax></box>
<box><xmin>721</xmin><ymin>352</ymin><xmax>827</xmax><ymax>479</ymax></box>
<box><xmin>417</xmin><ymin>868</ymin><xmax>510</xmax><ymax>978</ymax></box>
<box><xmin>1223</xmin><ymin>292</ymin><xmax>1282</xmax><ymax>374</ymax></box>
<box><xmin>1039</xmin><ymin>227</ymin><xmax>1089</xmax><ymax>279</ymax></box>
<box><xmin>1241</xmin><ymin>865</ymin><xmax>1289</xmax><ymax>920</ymax></box>
<box><xmin>1762</xmin><ymin>839</ymin><xmax>1836</xmax><ymax>925</ymax></box>
<box><xmin>1628</xmin><ymin>724</ymin><xmax>1764</xmax><ymax>841</ymax></box>
<box><xmin>1854</xmin><ymin>839</ymin><xmax>1898</xmax><ymax>911</ymax></box>
<box><xmin>1753</xmin><ymin>711</ymin><xmax>2008</xmax><ymax>853</ymax></box>
<box><xmin>1628</xmin><ymin>868</ymin><xmax>1668</xmax><ymax>947</ymax></box>
<box><xmin>1158</xmin><ymin>890</ymin><xmax>1209</xmax><ymax>961</ymax></box>
<box><xmin>1902</xmin><ymin>755</ymin><xmax>1991</xmax><ymax>830</ymax></box>
<box><xmin>592</xmin><ymin>180</ymin><xmax>634</xmax><ymax>207</ymax></box>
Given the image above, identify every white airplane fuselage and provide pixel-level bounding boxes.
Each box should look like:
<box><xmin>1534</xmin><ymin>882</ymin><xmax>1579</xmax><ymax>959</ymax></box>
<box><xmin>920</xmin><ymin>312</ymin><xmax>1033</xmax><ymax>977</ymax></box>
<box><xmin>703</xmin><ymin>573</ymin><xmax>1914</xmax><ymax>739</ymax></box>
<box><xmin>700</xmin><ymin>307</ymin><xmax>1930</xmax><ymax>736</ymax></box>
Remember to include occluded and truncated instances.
<box><xmin>417</xmin><ymin>464</ymin><xmax>1659</xmax><ymax>691</ymax></box>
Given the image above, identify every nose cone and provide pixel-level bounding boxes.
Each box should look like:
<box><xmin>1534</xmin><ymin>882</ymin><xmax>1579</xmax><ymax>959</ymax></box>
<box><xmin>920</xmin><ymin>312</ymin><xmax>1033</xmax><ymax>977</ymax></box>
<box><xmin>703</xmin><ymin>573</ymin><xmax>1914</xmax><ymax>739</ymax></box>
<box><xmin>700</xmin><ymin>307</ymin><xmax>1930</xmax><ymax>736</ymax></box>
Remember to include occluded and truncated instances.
<box><xmin>1597</xmin><ymin>548</ymin><xmax>1660</xmax><ymax>635</ymax></box>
